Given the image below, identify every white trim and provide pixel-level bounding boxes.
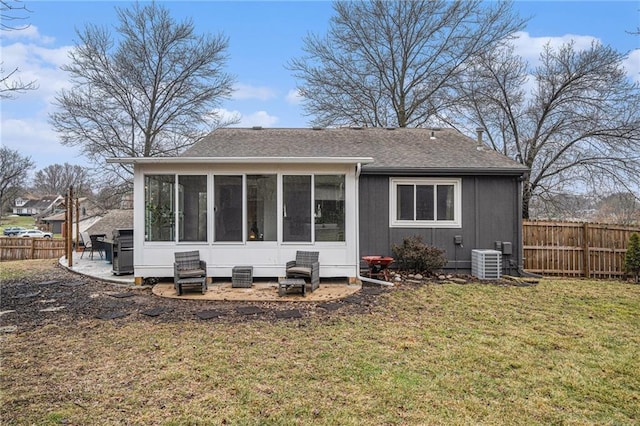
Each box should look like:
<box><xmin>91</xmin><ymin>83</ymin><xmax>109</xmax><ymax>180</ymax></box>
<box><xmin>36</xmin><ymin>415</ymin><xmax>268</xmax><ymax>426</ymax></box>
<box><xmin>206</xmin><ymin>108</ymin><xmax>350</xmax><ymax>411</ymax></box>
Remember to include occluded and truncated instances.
<box><xmin>212</xmin><ymin>173</ymin><xmax>244</xmax><ymax>243</ymax></box>
<box><xmin>109</xmin><ymin>156</ymin><xmax>373</xmax><ymax>165</ymax></box>
<box><xmin>389</xmin><ymin>177</ymin><xmax>462</xmax><ymax>228</ymax></box>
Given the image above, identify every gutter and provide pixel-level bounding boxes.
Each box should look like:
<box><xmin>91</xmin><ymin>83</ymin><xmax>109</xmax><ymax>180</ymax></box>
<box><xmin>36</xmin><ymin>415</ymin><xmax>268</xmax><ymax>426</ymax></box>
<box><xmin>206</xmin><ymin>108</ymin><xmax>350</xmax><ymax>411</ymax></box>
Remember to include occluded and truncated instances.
<box><xmin>107</xmin><ymin>156</ymin><xmax>375</xmax><ymax>165</ymax></box>
<box><xmin>361</xmin><ymin>167</ymin><xmax>528</xmax><ymax>177</ymax></box>
<box><xmin>354</xmin><ymin>162</ymin><xmax>394</xmax><ymax>287</ymax></box>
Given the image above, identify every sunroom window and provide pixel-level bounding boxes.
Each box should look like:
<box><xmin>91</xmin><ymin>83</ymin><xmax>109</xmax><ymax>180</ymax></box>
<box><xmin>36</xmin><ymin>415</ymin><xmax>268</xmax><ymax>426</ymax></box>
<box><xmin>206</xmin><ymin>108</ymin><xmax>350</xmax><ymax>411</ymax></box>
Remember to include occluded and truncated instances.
<box><xmin>283</xmin><ymin>175</ymin><xmax>312</xmax><ymax>242</ymax></box>
<box><xmin>144</xmin><ymin>173</ymin><xmax>348</xmax><ymax>244</ymax></box>
<box><xmin>178</xmin><ymin>175</ymin><xmax>207</xmax><ymax>242</ymax></box>
<box><xmin>246</xmin><ymin>175</ymin><xmax>277</xmax><ymax>241</ymax></box>
<box><xmin>214</xmin><ymin>175</ymin><xmax>243</xmax><ymax>242</ymax></box>
<box><xmin>315</xmin><ymin>175</ymin><xmax>345</xmax><ymax>241</ymax></box>
<box><xmin>391</xmin><ymin>178</ymin><xmax>461</xmax><ymax>228</ymax></box>
<box><xmin>145</xmin><ymin>175</ymin><xmax>175</xmax><ymax>241</ymax></box>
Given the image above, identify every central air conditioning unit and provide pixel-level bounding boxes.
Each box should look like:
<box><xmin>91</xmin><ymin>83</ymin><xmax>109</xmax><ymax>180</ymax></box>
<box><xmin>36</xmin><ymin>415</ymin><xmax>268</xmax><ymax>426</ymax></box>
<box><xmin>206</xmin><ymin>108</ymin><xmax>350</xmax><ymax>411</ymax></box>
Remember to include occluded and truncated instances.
<box><xmin>472</xmin><ymin>249</ymin><xmax>502</xmax><ymax>280</ymax></box>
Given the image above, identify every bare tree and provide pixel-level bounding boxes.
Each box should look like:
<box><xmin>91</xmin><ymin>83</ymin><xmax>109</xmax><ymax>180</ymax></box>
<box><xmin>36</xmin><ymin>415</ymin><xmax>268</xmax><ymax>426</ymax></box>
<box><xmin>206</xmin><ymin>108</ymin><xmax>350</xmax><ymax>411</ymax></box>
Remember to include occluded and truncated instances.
<box><xmin>32</xmin><ymin>163</ymin><xmax>93</xmax><ymax>197</ymax></box>
<box><xmin>593</xmin><ymin>192</ymin><xmax>640</xmax><ymax>225</ymax></box>
<box><xmin>451</xmin><ymin>41</ymin><xmax>640</xmax><ymax>218</ymax></box>
<box><xmin>289</xmin><ymin>0</ymin><xmax>525</xmax><ymax>128</ymax></box>
<box><xmin>93</xmin><ymin>178</ymin><xmax>132</xmax><ymax>211</ymax></box>
<box><xmin>49</xmin><ymin>2</ymin><xmax>235</xmax><ymax>177</ymax></box>
<box><xmin>0</xmin><ymin>146</ymin><xmax>34</xmax><ymax>218</ymax></box>
<box><xmin>1</xmin><ymin>0</ymin><xmax>38</xmax><ymax>99</ymax></box>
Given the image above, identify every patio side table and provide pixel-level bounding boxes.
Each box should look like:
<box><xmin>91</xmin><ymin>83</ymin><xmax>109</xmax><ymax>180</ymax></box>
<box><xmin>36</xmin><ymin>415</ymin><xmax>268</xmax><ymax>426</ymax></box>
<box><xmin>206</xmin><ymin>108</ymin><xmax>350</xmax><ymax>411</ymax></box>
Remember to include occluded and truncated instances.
<box><xmin>278</xmin><ymin>278</ymin><xmax>306</xmax><ymax>297</ymax></box>
<box><xmin>232</xmin><ymin>266</ymin><xmax>253</xmax><ymax>288</ymax></box>
<box><xmin>176</xmin><ymin>276</ymin><xmax>207</xmax><ymax>295</ymax></box>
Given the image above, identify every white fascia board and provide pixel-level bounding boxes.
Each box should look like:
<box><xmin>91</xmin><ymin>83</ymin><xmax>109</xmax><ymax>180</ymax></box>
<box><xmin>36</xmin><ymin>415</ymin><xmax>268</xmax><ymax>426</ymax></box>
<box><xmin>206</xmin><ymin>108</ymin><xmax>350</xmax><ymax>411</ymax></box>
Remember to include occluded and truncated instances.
<box><xmin>107</xmin><ymin>156</ymin><xmax>374</xmax><ymax>165</ymax></box>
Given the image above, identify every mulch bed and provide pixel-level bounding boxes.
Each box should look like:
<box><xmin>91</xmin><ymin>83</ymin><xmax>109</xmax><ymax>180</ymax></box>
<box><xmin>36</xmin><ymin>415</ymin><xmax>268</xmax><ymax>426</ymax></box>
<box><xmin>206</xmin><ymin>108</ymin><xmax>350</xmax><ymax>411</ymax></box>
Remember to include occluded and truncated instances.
<box><xmin>0</xmin><ymin>263</ymin><xmax>391</xmax><ymax>332</ymax></box>
<box><xmin>0</xmin><ymin>262</ymin><xmax>524</xmax><ymax>333</ymax></box>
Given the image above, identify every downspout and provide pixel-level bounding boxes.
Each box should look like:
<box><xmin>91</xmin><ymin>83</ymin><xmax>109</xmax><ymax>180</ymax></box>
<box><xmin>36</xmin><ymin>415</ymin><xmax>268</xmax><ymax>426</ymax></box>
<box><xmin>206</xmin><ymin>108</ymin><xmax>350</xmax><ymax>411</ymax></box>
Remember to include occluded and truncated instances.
<box><xmin>355</xmin><ymin>162</ymin><xmax>394</xmax><ymax>286</ymax></box>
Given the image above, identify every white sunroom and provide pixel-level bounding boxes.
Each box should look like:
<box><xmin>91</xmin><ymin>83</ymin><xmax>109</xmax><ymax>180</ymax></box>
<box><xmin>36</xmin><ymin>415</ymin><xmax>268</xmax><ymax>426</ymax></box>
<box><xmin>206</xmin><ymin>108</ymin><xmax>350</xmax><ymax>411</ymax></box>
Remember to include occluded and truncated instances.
<box><xmin>108</xmin><ymin>156</ymin><xmax>372</xmax><ymax>283</ymax></box>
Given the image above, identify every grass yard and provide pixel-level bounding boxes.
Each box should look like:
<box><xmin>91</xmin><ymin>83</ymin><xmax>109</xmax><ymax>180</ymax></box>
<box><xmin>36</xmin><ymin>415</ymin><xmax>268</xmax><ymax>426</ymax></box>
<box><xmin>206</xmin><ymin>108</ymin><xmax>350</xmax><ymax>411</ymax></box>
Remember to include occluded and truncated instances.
<box><xmin>0</xmin><ymin>259</ymin><xmax>58</xmax><ymax>281</ymax></box>
<box><xmin>1</xmin><ymin>276</ymin><xmax>639</xmax><ymax>425</ymax></box>
<box><xmin>0</xmin><ymin>215</ymin><xmax>35</xmax><ymax>232</ymax></box>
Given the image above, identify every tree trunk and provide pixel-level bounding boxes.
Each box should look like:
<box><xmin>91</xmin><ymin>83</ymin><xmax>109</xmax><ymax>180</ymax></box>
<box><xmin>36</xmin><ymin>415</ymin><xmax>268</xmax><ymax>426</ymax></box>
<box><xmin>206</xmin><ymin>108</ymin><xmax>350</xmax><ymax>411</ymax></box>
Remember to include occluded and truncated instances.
<box><xmin>522</xmin><ymin>179</ymin><xmax>532</xmax><ymax>219</ymax></box>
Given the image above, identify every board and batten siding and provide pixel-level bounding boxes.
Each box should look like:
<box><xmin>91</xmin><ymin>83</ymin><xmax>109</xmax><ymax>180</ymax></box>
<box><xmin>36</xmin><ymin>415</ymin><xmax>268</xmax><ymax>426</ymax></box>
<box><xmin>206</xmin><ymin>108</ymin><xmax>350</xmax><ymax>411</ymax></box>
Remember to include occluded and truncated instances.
<box><xmin>358</xmin><ymin>174</ymin><xmax>523</xmax><ymax>274</ymax></box>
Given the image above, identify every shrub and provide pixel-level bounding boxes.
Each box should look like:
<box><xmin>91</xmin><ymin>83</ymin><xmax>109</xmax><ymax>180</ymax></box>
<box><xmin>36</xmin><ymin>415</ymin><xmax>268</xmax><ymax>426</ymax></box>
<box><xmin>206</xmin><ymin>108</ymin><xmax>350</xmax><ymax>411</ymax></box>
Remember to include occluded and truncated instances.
<box><xmin>625</xmin><ymin>232</ymin><xmax>640</xmax><ymax>283</ymax></box>
<box><xmin>392</xmin><ymin>235</ymin><xmax>447</xmax><ymax>275</ymax></box>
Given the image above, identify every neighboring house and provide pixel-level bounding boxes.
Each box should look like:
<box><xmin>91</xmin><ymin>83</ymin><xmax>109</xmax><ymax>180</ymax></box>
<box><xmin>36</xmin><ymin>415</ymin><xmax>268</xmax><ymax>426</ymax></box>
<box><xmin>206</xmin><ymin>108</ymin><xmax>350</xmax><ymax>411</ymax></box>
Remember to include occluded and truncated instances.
<box><xmin>40</xmin><ymin>197</ymin><xmax>105</xmax><ymax>234</ymax></box>
<box><xmin>13</xmin><ymin>195</ymin><xmax>64</xmax><ymax>216</ymax></box>
<box><xmin>108</xmin><ymin>127</ymin><xmax>528</xmax><ymax>283</ymax></box>
<box><xmin>40</xmin><ymin>211</ymin><xmax>67</xmax><ymax>234</ymax></box>
<box><xmin>11</xmin><ymin>195</ymin><xmax>36</xmax><ymax>214</ymax></box>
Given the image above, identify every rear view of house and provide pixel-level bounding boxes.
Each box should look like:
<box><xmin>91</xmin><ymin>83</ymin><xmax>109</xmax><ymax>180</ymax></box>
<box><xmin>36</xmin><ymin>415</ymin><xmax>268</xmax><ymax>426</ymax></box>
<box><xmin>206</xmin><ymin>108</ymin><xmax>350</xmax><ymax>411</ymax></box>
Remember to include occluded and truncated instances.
<box><xmin>109</xmin><ymin>127</ymin><xmax>527</xmax><ymax>283</ymax></box>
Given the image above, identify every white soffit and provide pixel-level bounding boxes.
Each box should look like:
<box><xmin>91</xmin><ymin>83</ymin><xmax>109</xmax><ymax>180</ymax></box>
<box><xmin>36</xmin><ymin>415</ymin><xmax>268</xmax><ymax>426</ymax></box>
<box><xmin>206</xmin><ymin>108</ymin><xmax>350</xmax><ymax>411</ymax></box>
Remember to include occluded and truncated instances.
<box><xmin>107</xmin><ymin>156</ymin><xmax>375</xmax><ymax>165</ymax></box>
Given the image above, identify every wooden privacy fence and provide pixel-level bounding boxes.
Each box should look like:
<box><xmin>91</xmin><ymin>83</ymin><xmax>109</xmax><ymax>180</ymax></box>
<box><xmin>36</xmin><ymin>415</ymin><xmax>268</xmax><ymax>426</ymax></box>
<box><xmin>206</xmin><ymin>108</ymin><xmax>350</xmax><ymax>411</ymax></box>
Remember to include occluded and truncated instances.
<box><xmin>0</xmin><ymin>237</ymin><xmax>66</xmax><ymax>261</ymax></box>
<box><xmin>523</xmin><ymin>220</ymin><xmax>640</xmax><ymax>278</ymax></box>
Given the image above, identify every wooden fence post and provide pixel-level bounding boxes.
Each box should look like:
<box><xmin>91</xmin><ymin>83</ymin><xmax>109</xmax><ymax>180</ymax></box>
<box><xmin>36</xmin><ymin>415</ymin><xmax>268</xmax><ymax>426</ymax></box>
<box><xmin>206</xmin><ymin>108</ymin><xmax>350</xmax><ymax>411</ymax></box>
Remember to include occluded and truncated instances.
<box><xmin>583</xmin><ymin>222</ymin><xmax>590</xmax><ymax>278</ymax></box>
<box><xmin>75</xmin><ymin>197</ymin><xmax>80</xmax><ymax>252</ymax></box>
<box><xmin>64</xmin><ymin>198</ymin><xmax>68</xmax><ymax>259</ymax></box>
<box><xmin>67</xmin><ymin>186</ymin><xmax>73</xmax><ymax>267</ymax></box>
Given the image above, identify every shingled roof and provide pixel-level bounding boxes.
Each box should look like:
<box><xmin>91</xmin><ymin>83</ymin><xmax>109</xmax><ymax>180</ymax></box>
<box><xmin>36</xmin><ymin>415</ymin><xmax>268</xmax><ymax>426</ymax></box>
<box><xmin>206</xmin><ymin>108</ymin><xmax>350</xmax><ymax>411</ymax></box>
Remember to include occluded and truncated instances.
<box><xmin>182</xmin><ymin>127</ymin><xmax>527</xmax><ymax>175</ymax></box>
<box><xmin>85</xmin><ymin>209</ymin><xmax>133</xmax><ymax>237</ymax></box>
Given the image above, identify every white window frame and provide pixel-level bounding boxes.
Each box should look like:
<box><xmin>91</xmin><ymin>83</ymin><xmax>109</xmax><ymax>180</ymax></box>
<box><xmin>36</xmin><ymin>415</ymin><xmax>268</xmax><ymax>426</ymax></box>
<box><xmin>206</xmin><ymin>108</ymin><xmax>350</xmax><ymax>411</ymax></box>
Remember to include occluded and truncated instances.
<box><xmin>389</xmin><ymin>177</ymin><xmax>462</xmax><ymax>228</ymax></box>
<box><xmin>177</xmin><ymin>174</ymin><xmax>208</xmax><ymax>243</ymax></box>
<box><xmin>212</xmin><ymin>173</ymin><xmax>245</xmax><ymax>244</ymax></box>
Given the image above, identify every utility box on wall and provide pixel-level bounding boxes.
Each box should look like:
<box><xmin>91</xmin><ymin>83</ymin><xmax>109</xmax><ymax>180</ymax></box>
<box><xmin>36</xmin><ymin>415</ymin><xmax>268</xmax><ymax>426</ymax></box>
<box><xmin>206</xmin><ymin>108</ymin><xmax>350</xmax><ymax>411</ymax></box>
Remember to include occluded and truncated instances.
<box><xmin>502</xmin><ymin>242</ymin><xmax>512</xmax><ymax>255</ymax></box>
<box><xmin>472</xmin><ymin>249</ymin><xmax>502</xmax><ymax>280</ymax></box>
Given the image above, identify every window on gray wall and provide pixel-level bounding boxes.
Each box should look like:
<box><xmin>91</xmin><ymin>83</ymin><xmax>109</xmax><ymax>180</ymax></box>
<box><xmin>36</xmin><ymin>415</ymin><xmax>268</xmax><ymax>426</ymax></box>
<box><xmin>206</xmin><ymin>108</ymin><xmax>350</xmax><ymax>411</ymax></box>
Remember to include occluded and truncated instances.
<box><xmin>390</xmin><ymin>178</ymin><xmax>461</xmax><ymax>228</ymax></box>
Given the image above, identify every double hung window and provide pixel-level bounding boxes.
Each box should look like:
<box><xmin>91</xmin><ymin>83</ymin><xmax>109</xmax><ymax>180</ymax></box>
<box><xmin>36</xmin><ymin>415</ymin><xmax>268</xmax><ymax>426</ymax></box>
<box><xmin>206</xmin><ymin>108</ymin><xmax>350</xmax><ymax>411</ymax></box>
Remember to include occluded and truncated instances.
<box><xmin>391</xmin><ymin>178</ymin><xmax>461</xmax><ymax>228</ymax></box>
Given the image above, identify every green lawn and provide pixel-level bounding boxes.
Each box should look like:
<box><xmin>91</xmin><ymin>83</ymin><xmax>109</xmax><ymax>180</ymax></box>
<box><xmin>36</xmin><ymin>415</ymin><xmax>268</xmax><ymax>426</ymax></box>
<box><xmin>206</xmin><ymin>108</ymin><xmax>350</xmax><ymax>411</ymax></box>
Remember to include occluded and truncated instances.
<box><xmin>0</xmin><ymin>215</ymin><xmax>62</xmax><ymax>238</ymax></box>
<box><xmin>0</xmin><ymin>215</ymin><xmax>35</xmax><ymax>232</ymax></box>
<box><xmin>1</xmin><ymin>277</ymin><xmax>639</xmax><ymax>425</ymax></box>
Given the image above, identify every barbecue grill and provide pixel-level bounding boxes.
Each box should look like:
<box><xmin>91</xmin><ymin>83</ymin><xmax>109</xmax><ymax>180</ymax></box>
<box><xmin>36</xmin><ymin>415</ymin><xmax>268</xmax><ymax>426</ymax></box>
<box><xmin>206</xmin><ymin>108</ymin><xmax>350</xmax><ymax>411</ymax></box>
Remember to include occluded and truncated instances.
<box><xmin>112</xmin><ymin>228</ymin><xmax>134</xmax><ymax>275</ymax></box>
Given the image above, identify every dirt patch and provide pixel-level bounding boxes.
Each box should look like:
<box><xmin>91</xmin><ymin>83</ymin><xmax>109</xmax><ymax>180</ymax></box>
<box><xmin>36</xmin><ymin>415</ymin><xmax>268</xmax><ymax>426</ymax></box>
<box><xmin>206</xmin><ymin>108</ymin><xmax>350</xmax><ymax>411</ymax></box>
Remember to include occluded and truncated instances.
<box><xmin>0</xmin><ymin>263</ymin><xmax>391</xmax><ymax>332</ymax></box>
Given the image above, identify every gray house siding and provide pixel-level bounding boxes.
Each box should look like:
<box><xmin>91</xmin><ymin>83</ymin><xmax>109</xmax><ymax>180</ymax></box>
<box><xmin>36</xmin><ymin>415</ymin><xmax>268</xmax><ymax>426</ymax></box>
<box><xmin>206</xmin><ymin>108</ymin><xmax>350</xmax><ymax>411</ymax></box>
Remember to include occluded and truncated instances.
<box><xmin>359</xmin><ymin>174</ymin><xmax>391</xmax><ymax>257</ymax></box>
<box><xmin>358</xmin><ymin>174</ymin><xmax>523</xmax><ymax>275</ymax></box>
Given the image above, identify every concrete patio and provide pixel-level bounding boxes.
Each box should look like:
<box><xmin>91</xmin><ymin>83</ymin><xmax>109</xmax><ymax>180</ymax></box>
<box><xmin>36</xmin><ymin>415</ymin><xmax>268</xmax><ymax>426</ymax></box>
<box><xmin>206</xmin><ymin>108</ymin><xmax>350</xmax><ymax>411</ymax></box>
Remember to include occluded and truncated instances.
<box><xmin>59</xmin><ymin>254</ymin><xmax>134</xmax><ymax>286</ymax></box>
<box><xmin>59</xmin><ymin>255</ymin><xmax>361</xmax><ymax>302</ymax></box>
